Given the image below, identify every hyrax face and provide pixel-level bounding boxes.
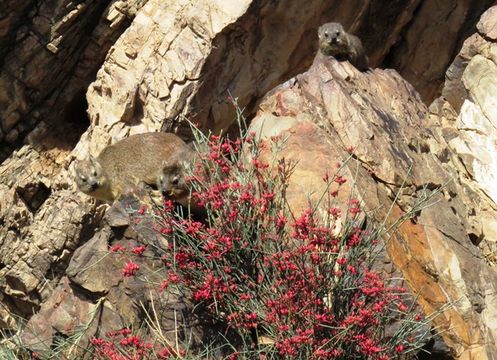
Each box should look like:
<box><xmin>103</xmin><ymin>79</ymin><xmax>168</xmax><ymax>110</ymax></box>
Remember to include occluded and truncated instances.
<box><xmin>318</xmin><ymin>22</ymin><xmax>349</xmax><ymax>56</ymax></box>
<box><xmin>157</xmin><ymin>160</ymin><xmax>188</xmax><ymax>203</ymax></box>
<box><xmin>74</xmin><ymin>156</ymin><xmax>109</xmax><ymax>198</ymax></box>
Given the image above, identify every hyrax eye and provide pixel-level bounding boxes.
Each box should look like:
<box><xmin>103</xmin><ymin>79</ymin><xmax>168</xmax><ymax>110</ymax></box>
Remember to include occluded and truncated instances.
<box><xmin>324</xmin><ymin>31</ymin><xmax>329</xmax><ymax>37</ymax></box>
<box><xmin>172</xmin><ymin>176</ymin><xmax>180</xmax><ymax>186</ymax></box>
<box><xmin>92</xmin><ymin>170</ymin><xmax>97</xmax><ymax>176</ymax></box>
<box><xmin>336</xmin><ymin>31</ymin><xmax>340</xmax><ymax>36</ymax></box>
<box><xmin>80</xmin><ymin>176</ymin><xmax>87</xmax><ymax>182</ymax></box>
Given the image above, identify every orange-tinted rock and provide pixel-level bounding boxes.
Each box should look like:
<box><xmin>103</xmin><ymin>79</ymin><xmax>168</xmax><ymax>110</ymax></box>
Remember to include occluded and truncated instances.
<box><xmin>248</xmin><ymin>50</ymin><xmax>497</xmax><ymax>358</ymax></box>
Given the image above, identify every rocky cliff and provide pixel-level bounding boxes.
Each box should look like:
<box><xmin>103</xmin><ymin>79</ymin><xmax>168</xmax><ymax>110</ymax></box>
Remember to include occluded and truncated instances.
<box><xmin>1</xmin><ymin>0</ymin><xmax>497</xmax><ymax>359</ymax></box>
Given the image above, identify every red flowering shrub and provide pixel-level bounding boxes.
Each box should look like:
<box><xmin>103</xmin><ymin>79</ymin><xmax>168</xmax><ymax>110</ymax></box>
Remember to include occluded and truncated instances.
<box><xmin>91</xmin><ymin>328</ymin><xmax>184</xmax><ymax>359</ymax></box>
<box><xmin>144</xmin><ymin>129</ymin><xmax>429</xmax><ymax>359</ymax></box>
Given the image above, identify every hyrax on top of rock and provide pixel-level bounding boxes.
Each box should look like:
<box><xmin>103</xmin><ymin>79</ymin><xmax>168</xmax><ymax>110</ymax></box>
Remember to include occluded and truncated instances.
<box><xmin>317</xmin><ymin>22</ymin><xmax>369</xmax><ymax>71</ymax></box>
<box><xmin>74</xmin><ymin>132</ymin><xmax>192</xmax><ymax>201</ymax></box>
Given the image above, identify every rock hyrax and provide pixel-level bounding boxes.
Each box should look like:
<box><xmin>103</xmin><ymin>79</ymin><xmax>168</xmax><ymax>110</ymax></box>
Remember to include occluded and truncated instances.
<box><xmin>157</xmin><ymin>148</ymin><xmax>196</xmax><ymax>208</ymax></box>
<box><xmin>74</xmin><ymin>132</ymin><xmax>192</xmax><ymax>201</ymax></box>
<box><xmin>318</xmin><ymin>22</ymin><xmax>368</xmax><ymax>71</ymax></box>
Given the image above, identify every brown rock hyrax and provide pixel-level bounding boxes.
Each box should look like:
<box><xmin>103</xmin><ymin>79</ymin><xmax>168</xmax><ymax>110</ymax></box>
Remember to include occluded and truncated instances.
<box><xmin>318</xmin><ymin>22</ymin><xmax>368</xmax><ymax>71</ymax></box>
<box><xmin>74</xmin><ymin>132</ymin><xmax>192</xmax><ymax>201</ymax></box>
<box><xmin>156</xmin><ymin>147</ymin><xmax>196</xmax><ymax>208</ymax></box>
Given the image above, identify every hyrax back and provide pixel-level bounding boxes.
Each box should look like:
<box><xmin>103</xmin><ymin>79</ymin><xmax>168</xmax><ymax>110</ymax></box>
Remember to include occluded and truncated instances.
<box><xmin>74</xmin><ymin>132</ymin><xmax>191</xmax><ymax>201</ymax></box>
<box><xmin>318</xmin><ymin>22</ymin><xmax>368</xmax><ymax>71</ymax></box>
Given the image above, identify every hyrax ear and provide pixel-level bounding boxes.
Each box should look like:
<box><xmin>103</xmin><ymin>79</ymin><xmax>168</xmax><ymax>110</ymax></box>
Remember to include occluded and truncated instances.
<box><xmin>73</xmin><ymin>157</ymin><xmax>86</xmax><ymax>173</ymax></box>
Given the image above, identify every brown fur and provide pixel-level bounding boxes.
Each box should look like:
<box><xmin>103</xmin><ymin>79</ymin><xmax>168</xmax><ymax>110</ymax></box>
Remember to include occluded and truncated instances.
<box><xmin>156</xmin><ymin>148</ymin><xmax>196</xmax><ymax>207</ymax></box>
<box><xmin>74</xmin><ymin>132</ymin><xmax>192</xmax><ymax>201</ymax></box>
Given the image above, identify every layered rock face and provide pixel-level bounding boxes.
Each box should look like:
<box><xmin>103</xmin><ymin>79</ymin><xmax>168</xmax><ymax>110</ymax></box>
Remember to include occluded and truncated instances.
<box><xmin>1</xmin><ymin>0</ymin><xmax>490</xmax><ymax>154</ymax></box>
<box><xmin>1</xmin><ymin>0</ymin><xmax>497</xmax><ymax>359</ymax></box>
<box><xmin>384</xmin><ymin>0</ymin><xmax>495</xmax><ymax>103</ymax></box>
<box><xmin>250</xmin><ymin>52</ymin><xmax>497</xmax><ymax>358</ymax></box>
<box><xmin>0</xmin><ymin>1</ymin><xmax>144</xmax><ymax>161</ymax></box>
<box><xmin>432</xmin><ymin>9</ymin><xmax>497</xmax><ymax>265</ymax></box>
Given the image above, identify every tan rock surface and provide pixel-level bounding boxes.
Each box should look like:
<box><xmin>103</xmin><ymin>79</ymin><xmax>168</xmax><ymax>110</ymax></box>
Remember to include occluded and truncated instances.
<box><xmin>0</xmin><ymin>0</ymin><xmax>142</xmax><ymax>328</ymax></box>
<box><xmin>432</xmin><ymin>5</ymin><xmax>497</xmax><ymax>264</ymax></box>
<box><xmin>477</xmin><ymin>6</ymin><xmax>497</xmax><ymax>40</ymax></box>
<box><xmin>21</xmin><ymin>195</ymin><xmax>232</xmax><ymax>357</ymax></box>
<box><xmin>21</xmin><ymin>277</ymin><xmax>124</xmax><ymax>356</ymax></box>
<box><xmin>0</xmin><ymin>143</ymin><xmax>103</xmax><ymax>326</ymax></box>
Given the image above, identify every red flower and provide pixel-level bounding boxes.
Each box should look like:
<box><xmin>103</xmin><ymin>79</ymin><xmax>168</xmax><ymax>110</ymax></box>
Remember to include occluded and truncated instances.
<box><xmin>122</xmin><ymin>261</ymin><xmax>139</xmax><ymax>277</ymax></box>
<box><xmin>131</xmin><ymin>245</ymin><xmax>146</xmax><ymax>256</ymax></box>
<box><xmin>334</xmin><ymin>175</ymin><xmax>347</xmax><ymax>185</ymax></box>
<box><xmin>159</xmin><ymin>279</ymin><xmax>169</xmax><ymax>292</ymax></box>
<box><xmin>120</xmin><ymin>335</ymin><xmax>142</xmax><ymax>348</ymax></box>
<box><xmin>110</xmin><ymin>243</ymin><xmax>126</xmax><ymax>252</ymax></box>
